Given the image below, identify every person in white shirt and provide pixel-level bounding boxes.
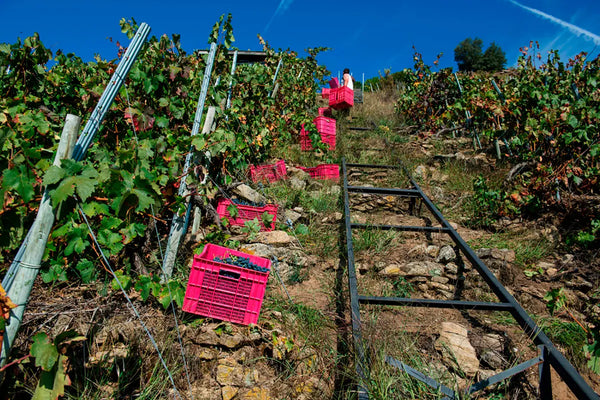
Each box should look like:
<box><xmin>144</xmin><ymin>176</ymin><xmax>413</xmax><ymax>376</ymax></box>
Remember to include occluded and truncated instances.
<box><xmin>341</xmin><ymin>68</ymin><xmax>354</xmax><ymax>121</ymax></box>
<box><xmin>342</xmin><ymin>68</ymin><xmax>354</xmax><ymax>90</ymax></box>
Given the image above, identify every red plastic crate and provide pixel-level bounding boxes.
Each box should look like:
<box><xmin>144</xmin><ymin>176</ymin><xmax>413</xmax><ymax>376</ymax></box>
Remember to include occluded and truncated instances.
<box><xmin>321</xmin><ymin>88</ymin><xmax>330</xmax><ymax>99</ymax></box>
<box><xmin>249</xmin><ymin>160</ymin><xmax>287</xmax><ymax>183</ymax></box>
<box><xmin>298</xmin><ymin>164</ymin><xmax>340</xmax><ymax>181</ymax></box>
<box><xmin>300</xmin><ymin>131</ymin><xmax>335</xmax><ymax>151</ymax></box>
<box><xmin>314</xmin><ymin>116</ymin><xmax>336</xmax><ymax>135</ymax></box>
<box><xmin>329</xmin><ymin>87</ymin><xmax>354</xmax><ymax>109</ymax></box>
<box><xmin>329</xmin><ymin>77</ymin><xmax>339</xmax><ymax>88</ymax></box>
<box><xmin>318</xmin><ymin>107</ymin><xmax>332</xmax><ymax>117</ymax></box>
<box><xmin>216</xmin><ymin>198</ymin><xmax>278</xmax><ymax>231</ymax></box>
<box><xmin>182</xmin><ymin>243</ymin><xmax>271</xmax><ymax>325</ymax></box>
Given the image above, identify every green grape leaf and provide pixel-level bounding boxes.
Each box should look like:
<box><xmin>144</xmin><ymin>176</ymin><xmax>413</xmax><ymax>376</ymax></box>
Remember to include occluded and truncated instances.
<box><xmin>41</xmin><ymin>263</ymin><xmax>68</xmax><ymax>284</ymax></box>
<box><xmin>76</xmin><ymin>259</ymin><xmax>96</xmax><ymax>284</ymax></box>
<box><xmin>43</xmin><ymin>165</ymin><xmax>66</xmax><ymax>186</ymax></box>
<box><xmin>64</xmin><ymin>236</ymin><xmax>89</xmax><ymax>256</ymax></box>
<box><xmin>227</xmin><ymin>203</ymin><xmax>239</xmax><ymax>218</ymax></box>
<box><xmin>30</xmin><ymin>332</ymin><xmax>59</xmax><ymax>371</ymax></box>
<box><xmin>111</xmin><ymin>270</ymin><xmax>133</xmax><ymax>292</ymax></box>
<box><xmin>3</xmin><ymin>166</ymin><xmax>35</xmax><ymax>203</ymax></box>
<box><xmin>32</xmin><ymin>355</ymin><xmax>71</xmax><ymax>400</ymax></box>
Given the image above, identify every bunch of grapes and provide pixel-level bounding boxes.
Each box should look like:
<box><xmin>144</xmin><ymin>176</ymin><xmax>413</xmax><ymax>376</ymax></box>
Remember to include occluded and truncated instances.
<box><xmin>214</xmin><ymin>255</ymin><xmax>269</xmax><ymax>273</ymax></box>
<box><xmin>232</xmin><ymin>198</ymin><xmax>265</xmax><ymax>208</ymax></box>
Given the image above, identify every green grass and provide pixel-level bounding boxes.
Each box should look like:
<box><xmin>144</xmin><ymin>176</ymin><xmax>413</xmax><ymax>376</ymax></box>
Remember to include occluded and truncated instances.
<box><xmin>265</xmin><ymin>296</ymin><xmax>333</xmax><ymax>346</ymax></box>
<box><xmin>470</xmin><ymin>233</ymin><xmax>554</xmax><ymax>269</ymax></box>
<box><xmin>490</xmin><ymin>311</ymin><xmax>518</xmax><ymax>326</ymax></box>
<box><xmin>537</xmin><ymin>316</ymin><xmax>587</xmax><ymax>367</ymax></box>
<box><xmin>353</xmin><ymin>228</ymin><xmax>400</xmax><ymax>255</ymax></box>
<box><xmin>264</xmin><ymin>180</ymin><xmax>340</xmax><ymax>214</ymax></box>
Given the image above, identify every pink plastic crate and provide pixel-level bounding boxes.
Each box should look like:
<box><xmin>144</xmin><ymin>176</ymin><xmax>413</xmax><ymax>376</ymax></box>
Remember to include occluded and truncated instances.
<box><xmin>298</xmin><ymin>164</ymin><xmax>340</xmax><ymax>181</ymax></box>
<box><xmin>314</xmin><ymin>116</ymin><xmax>336</xmax><ymax>135</ymax></box>
<box><xmin>216</xmin><ymin>198</ymin><xmax>278</xmax><ymax>231</ymax></box>
<box><xmin>329</xmin><ymin>77</ymin><xmax>339</xmax><ymax>89</ymax></box>
<box><xmin>318</xmin><ymin>107</ymin><xmax>332</xmax><ymax>117</ymax></box>
<box><xmin>249</xmin><ymin>160</ymin><xmax>287</xmax><ymax>183</ymax></box>
<box><xmin>300</xmin><ymin>130</ymin><xmax>335</xmax><ymax>151</ymax></box>
<box><xmin>182</xmin><ymin>243</ymin><xmax>271</xmax><ymax>325</ymax></box>
<box><xmin>329</xmin><ymin>87</ymin><xmax>354</xmax><ymax>109</ymax></box>
<box><xmin>321</xmin><ymin>88</ymin><xmax>331</xmax><ymax>99</ymax></box>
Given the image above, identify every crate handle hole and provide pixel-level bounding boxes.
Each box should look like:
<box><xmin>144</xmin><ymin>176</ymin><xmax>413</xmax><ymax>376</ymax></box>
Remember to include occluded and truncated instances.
<box><xmin>219</xmin><ymin>270</ymin><xmax>241</xmax><ymax>280</ymax></box>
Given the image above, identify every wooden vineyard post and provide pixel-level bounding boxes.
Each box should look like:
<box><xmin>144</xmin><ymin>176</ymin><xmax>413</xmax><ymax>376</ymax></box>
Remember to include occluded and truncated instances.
<box><xmin>0</xmin><ymin>114</ymin><xmax>81</xmax><ymax>367</ymax></box>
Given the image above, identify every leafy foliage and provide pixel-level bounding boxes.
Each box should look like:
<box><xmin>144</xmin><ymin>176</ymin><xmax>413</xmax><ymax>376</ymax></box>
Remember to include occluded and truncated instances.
<box><xmin>0</xmin><ymin>16</ymin><xmax>328</xmax><ymax>290</ymax></box>
<box><xmin>397</xmin><ymin>43</ymin><xmax>600</xmax><ymax>229</ymax></box>
<box><xmin>454</xmin><ymin>37</ymin><xmax>506</xmax><ymax>72</ymax></box>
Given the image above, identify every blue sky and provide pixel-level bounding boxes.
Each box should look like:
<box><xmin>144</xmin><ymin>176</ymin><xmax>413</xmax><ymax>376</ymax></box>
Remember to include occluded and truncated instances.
<box><xmin>1</xmin><ymin>0</ymin><xmax>599</xmax><ymax>82</ymax></box>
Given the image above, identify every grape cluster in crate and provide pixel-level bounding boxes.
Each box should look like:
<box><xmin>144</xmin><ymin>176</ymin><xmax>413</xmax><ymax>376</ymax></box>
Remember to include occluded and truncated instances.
<box><xmin>213</xmin><ymin>255</ymin><xmax>270</xmax><ymax>273</ymax></box>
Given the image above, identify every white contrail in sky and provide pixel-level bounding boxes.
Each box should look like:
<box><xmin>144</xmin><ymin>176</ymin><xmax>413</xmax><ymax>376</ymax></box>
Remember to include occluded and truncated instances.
<box><xmin>507</xmin><ymin>0</ymin><xmax>600</xmax><ymax>45</ymax></box>
<box><xmin>264</xmin><ymin>0</ymin><xmax>294</xmax><ymax>33</ymax></box>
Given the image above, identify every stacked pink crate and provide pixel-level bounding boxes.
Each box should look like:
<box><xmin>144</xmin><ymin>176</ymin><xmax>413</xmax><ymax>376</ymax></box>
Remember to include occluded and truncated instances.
<box><xmin>298</xmin><ymin>164</ymin><xmax>340</xmax><ymax>181</ymax></box>
<box><xmin>248</xmin><ymin>160</ymin><xmax>287</xmax><ymax>183</ymax></box>
<box><xmin>329</xmin><ymin>86</ymin><xmax>354</xmax><ymax>109</ymax></box>
<box><xmin>299</xmin><ymin>116</ymin><xmax>336</xmax><ymax>151</ymax></box>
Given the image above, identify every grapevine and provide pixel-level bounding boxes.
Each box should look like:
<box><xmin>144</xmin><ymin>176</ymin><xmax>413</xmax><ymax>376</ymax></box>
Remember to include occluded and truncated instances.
<box><xmin>0</xmin><ymin>16</ymin><xmax>328</xmax><ymax>288</ymax></box>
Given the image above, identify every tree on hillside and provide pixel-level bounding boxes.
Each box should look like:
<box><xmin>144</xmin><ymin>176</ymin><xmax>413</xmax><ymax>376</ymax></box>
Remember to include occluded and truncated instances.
<box><xmin>454</xmin><ymin>37</ymin><xmax>506</xmax><ymax>72</ymax></box>
<box><xmin>454</xmin><ymin>37</ymin><xmax>484</xmax><ymax>72</ymax></box>
<box><xmin>481</xmin><ymin>42</ymin><xmax>507</xmax><ymax>72</ymax></box>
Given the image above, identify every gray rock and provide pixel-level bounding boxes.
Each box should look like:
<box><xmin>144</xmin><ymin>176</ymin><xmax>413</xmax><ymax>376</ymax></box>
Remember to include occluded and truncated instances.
<box><xmin>232</xmin><ymin>184</ymin><xmax>266</xmax><ymax>204</ymax></box>
<box><xmin>240</xmin><ymin>243</ymin><xmax>275</xmax><ymax>259</ymax></box>
<box><xmin>481</xmin><ymin>350</ymin><xmax>505</xmax><ymax>369</ymax></box>
<box><xmin>477</xmin><ymin>369</ymin><xmax>497</xmax><ymax>382</ymax></box>
<box><xmin>402</xmin><ymin>261</ymin><xmax>444</xmax><ymax>277</ymax></box>
<box><xmin>445</xmin><ymin>263</ymin><xmax>458</xmax><ymax>274</ymax></box>
<box><xmin>429</xmin><ymin>281</ymin><xmax>452</xmax><ymax>292</ymax></box>
<box><xmin>283</xmin><ymin>209</ymin><xmax>302</xmax><ymax>224</ymax></box>
<box><xmin>426</xmin><ymin>245</ymin><xmax>440</xmax><ymax>258</ymax></box>
<box><xmin>537</xmin><ymin>261</ymin><xmax>555</xmax><ymax>270</ymax></box>
<box><xmin>561</xmin><ymin>254</ymin><xmax>575</xmax><ymax>265</ymax></box>
<box><xmin>476</xmin><ymin>247</ymin><xmax>515</xmax><ymax>263</ymax></box>
<box><xmin>329</xmin><ymin>185</ymin><xmax>341</xmax><ymax>196</ymax></box>
<box><xmin>414</xmin><ymin>165</ymin><xmax>427</xmax><ymax>180</ymax></box>
<box><xmin>379</xmin><ymin>264</ymin><xmax>404</xmax><ymax>277</ymax></box>
<box><xmin>435</xmin><ymin>322</ymin><xmax>479</xmax><ymax>377</ymax></box>
<box><xmin>436</xmin><ymin>245</ymin><xmax>457</xmax><ymax>264</ymax></box>
<box><xmin>408</xmin><ymin>244</ymin><xmax>428</xmax><ymax>257</ymax></box>
<box><xmin>432</xmin><ymin>276</ymin><xmax>450</xmax><ymax>284</ymax></box>
<box><xmin>286</xmin><ymin>166</ymin><xmax>310</xmax><ymax>181</ymax></box>
<box><xmin>437</xmin><ymin>289</ymin><xmax>454</xmax><ymax>299</ymax></box>
<box><xmin>289</xmin><ymin>177</ymin><xmax>307</xmax><ymax>190</ymax></box>
<box><xmin>255</xmin><ymin>230</ymin><xmax>292</xmax><ymax>246</ymax></box>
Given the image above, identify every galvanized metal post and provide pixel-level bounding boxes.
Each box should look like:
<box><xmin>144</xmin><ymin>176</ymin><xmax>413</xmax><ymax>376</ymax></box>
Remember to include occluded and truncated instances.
<box><xmin>268</xmin><ymin>58</ymin><xmax>283</xmax><ymax>98</ymax></box>
<box><xmin>571</xmin><ymin>83</ymin><xmax>581</xmax><ymax>100</ymax></box>
<box><xmin>162</xmin><ymin>43</ymin><xmax>218</xmax><ymax>280</ymax></box>
<box><xmin>1</xmin><ymin>114</ymin><xmax>81</xmax><ymax>367</ymax></box>
<box><xmin>72</xmin><ymin>23</ymin><xmax>151</xmax><ymax>161</ymax></box>
<box><xmin>454</xmin><ymin>73</ymin><xmax>481</xmax><ymax>150</ymax></box>
<box><xmin>362</xmin><ymin>73</ymin><xmax>365</xmax><ymax>102</ymax></box>
<box><xmin>225</xmin><ymin>50</ymin><xmax>238</xmax><ymax>110</ymax></box>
